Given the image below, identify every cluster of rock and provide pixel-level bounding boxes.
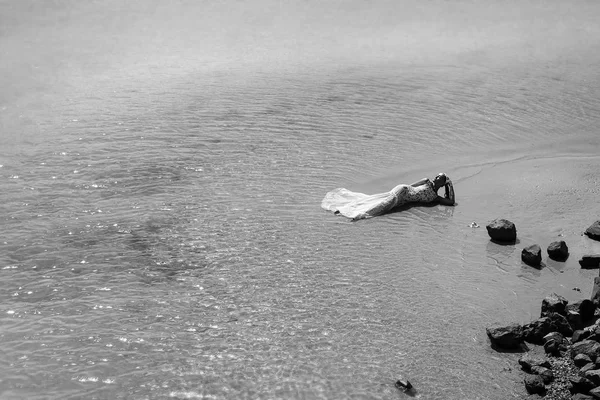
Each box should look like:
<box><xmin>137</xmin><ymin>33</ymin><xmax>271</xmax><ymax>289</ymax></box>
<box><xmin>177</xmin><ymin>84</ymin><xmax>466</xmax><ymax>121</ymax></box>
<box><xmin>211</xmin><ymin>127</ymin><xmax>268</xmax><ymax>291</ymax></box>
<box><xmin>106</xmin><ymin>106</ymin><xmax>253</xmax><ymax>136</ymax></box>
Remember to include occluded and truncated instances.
<box><xmin>487</xmin><ymin>292</ymin><xmax>600</xmax><ymax>398</ymax></box>
<box><xmin>485</xmin><ymin>220</ymin><xmax>600</xmax><ymax>398</ymax></box>
<box><xmin>485</xmin><ymin>219</ymin><xmax>600</xmax><ymax>269</ymax></box>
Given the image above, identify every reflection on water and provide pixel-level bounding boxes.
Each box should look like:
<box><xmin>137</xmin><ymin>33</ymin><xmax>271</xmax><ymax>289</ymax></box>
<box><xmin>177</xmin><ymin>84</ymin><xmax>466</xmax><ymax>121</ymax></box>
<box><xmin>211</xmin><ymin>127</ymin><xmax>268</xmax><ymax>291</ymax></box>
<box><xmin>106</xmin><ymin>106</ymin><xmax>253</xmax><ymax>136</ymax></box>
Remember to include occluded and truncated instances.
<box><xmin>1</xmin><ymin>0</ymin><xmax>600</xmax><ymax>399</ymax></box>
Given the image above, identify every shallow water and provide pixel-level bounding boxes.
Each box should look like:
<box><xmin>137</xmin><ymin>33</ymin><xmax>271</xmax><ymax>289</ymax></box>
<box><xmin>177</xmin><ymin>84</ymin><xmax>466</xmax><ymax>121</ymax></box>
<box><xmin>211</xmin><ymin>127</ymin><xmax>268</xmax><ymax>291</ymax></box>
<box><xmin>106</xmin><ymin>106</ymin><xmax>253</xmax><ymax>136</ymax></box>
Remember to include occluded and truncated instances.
<box><xmin>2</xmin><ymin>1</ymin><xmax>600</xmax><ymax>399</ymax></box>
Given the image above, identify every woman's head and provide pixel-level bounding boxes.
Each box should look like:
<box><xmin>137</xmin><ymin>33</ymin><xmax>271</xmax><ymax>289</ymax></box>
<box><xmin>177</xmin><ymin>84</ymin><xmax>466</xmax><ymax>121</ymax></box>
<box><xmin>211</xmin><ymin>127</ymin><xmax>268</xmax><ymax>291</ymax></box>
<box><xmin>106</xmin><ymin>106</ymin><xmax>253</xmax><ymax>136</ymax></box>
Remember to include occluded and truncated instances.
<box><xmin>432</xmin><ymin>173</ymin><xmax>447</xmax><ymax>189</ymax></box>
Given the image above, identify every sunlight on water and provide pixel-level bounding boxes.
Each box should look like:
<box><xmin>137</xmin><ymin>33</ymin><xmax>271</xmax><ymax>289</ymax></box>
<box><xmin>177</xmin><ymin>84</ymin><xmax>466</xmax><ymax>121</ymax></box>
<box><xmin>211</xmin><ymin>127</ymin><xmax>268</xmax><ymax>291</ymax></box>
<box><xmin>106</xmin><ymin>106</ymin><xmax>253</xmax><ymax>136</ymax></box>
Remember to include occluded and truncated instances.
<box><xmin>1</xmin><ymin>0</ymin><xmax>600</xmax><ymax>399</ymax></box>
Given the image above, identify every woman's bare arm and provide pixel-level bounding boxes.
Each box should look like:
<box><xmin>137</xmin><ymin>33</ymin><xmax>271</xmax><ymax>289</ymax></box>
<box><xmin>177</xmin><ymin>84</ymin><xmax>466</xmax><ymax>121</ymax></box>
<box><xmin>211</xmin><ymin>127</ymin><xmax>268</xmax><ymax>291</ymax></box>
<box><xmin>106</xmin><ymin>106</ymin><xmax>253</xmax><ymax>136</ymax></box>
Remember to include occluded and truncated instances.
<box><xmin>436</xmin><ymin>182</ymin><xmax>455</xmax><ymax>206</ymax></box>
<box><xmin>410</xmin><ymin>178</ymin><xmax>429</xmax><ymax>187</ymax></box>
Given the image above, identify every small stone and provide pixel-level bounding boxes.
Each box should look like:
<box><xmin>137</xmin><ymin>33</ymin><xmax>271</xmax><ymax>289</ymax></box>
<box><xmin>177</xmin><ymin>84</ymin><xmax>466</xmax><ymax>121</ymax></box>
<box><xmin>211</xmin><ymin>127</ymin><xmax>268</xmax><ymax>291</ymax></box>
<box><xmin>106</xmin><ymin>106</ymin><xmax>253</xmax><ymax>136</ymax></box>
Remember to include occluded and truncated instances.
<box><xmin>522</xmin><ymin>244</ymin><xmax>542</xmax><ymax>267</ymax></box>
<box><xmin>572</xmin><ymin>393</ymin><xmax>594</xmax><ymax>400</ymax></box>
<box><xmin>573</xmin><ymin>329</ymin><xmax>592</xmax><ymax>343</ymax></box>
<box><xmin>570</xmin><ymin>375</ymin><xmax>596</xmax><ymax>394</ymax></box>
<box><xmin>572</xmin><ymin>340</ymin><xmax>600</xmax><ymax>361</ymax></box>
<box><xmin>586</xmin><ymin>369</ymin><xmax>600</xmax><ymax>386</ymax></box>
<box><xmin>523</xmin><ymin>315</ymin><xmax>572</xmax><ymax>344</ymax></box>
<box><xmin>395</xmin><ymin>379</ymin><xmax>413</xmax><ymax>390</ymax></box>
<box><xmin>486</xmin><ymin>324</ymin><xmax>523</xmax><ymax>349</ymax></box>
<box><xmin>524</xmin><ymin>375</ymin><xmax>545</xmax><ymax>395</ymax></box>
<box><xmin>585</xmin><ymin>221</ymin><xmax>600</xmax><ymax>241</ymax></box>
<box><xmin>590</xmin><ymin>386</ymin><xmax>600</xmax><ymax>399</ymax></box>
<box><xmin>518</xmin><ymin>355</ymin><xmax>552</xmax><ymax>372</ymax></box>
<box><xmin>541</xmin><ymin>293</ymin><xmax>568</xmax><ymax>316</ymax></box>
<box><xmin>531</xmin><ymin>366</ymin><xmax>554</xmax><ymax>384</ymax></box>
<box><xmin>569</xmin><ymin>376</ymin><xmax>596</xmax><ymax>393</ymax></box>
<box><xmin>580</xmin><ymin>255</ymin><xmax>600</xmax><ymax>269</ymax></box>
<box><xmin>574</xmin><ymin>299</ymin><xmax>596</xmax><ymax>322</ymax></box>
<box><xmin>486</xmin><ymin>218</ymin><xmax>517</xmax><ymax>243</ymax></box>
<box><xmin>581</xmin><ymin>363</ymin><xmax>598</xmax><ymax>375</ymax></box>
<box><xmin>574</xmin><ymin>354</ymin><xmax>593</xmax><ymax>368</ymax></box>
<box><xmin>547</xmin><ymin>240</ymin><xmax>569</xmax><ymax>261</ymax></box>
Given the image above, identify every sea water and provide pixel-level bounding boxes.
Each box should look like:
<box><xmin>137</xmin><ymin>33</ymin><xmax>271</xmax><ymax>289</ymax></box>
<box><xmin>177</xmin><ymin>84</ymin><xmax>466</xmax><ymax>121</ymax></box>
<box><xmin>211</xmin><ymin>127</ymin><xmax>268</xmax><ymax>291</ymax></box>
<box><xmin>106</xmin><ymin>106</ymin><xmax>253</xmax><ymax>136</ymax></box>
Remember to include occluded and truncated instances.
<box><xmin>2</xmin><ymin>1</ymin><xmax>600</xmax><ymax>399</ymax></box>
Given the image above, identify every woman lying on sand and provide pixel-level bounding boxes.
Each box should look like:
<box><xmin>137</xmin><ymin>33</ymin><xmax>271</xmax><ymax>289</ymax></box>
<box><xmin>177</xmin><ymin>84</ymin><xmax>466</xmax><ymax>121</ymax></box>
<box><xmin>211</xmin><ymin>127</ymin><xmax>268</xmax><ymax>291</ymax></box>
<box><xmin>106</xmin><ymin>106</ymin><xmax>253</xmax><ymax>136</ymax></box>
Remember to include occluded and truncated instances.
<box><xmin>322</xmin><ymin>173</ymin><xmax>455</xmax><ymax>220</ymax></box>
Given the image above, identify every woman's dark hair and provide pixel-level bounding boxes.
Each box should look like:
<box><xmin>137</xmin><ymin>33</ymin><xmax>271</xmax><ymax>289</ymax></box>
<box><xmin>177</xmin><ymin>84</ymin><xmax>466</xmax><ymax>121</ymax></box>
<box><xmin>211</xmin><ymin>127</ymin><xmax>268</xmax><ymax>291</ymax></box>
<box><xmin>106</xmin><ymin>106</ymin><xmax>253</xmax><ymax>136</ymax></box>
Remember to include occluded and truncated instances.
<box><xmin>435</xmin><ymin>173</ymin><xmax>447</xmax><ymax>185</ymax></box>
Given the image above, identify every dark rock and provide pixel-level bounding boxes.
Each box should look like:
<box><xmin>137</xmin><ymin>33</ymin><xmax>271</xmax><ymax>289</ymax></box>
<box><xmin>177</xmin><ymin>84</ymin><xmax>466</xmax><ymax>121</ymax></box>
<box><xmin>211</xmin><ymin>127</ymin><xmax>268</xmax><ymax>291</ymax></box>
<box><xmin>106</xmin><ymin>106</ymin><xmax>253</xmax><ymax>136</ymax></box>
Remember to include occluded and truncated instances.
<box><xmin>543</xmin><ymin>332</ymin><xmax>568</xmax><ymax>355</ymax></box>
<box><xmin>585</xmin><ymin>221</ymin><xmax>600</xmax><ymax>241</ymax></box>
<box><xmin>590</xmin><ymin>387</ymin><xmax>600</xmax><ymax>399</ymax></box>
<box><xmin>575</xmin><ymin>353</ymin><xmax>593</xmax><ymax>368</ymax></box>
<box><xmin>568</xmin><ymin>311</ymin><xmax>584</xmax><ymax>331</ymax></box>
<box><xmin>581</xmin><ymin>363</ymin><xmax>598</xmax><ymax>375</ymax></box>
<box><xmin>547</xmin><ymin>240</ymin><xmax>569</xmax><ymax>261</ymax></box>
<box><xmin>486</xmin><ymin>219</ymin><xmax>517</xmax><ymax>242</ymax></box>
<box><xmin>486</xmin><ymin>324</ymin><xmax>523</xmax><ymax>349</ymax></box>
<box><xmin>522</xmin><ymin>244</ymin><xmax>542</xmax><ymax>267</ymax></box>
<box><xmin>580</xmin><ymin>255</ymin><xmax>600</xmax><ymax>269</ymax></box>
<box><xmin>523</xmin><ymin>314</ymin><xmax>573</xmax><ymax>344</ymax></box>
<box><xmin>573</xmin><ymin>330</ymin><xmax>592</xmax><ymax>343</ymax></box>
<box><xmin>587</xmin><ymin>325</ymin><xmax>600</xmax><ymax>342</ymax></box>
<box><xmin>531</xmin><ymin>366</ymin><xmax>554</xmax><ymax>384</ymax></box>
<box><xmin>523</xmin><ymin>318</ymin><xmax>552</xmax><ymax>344</ymax></box>
<box><xmin>590</xmin><ymin>386</ymin><xmax>600</xmax><ymax>399</ymax></box>
<box><xmin>585</xmin><ymin>369</ymin><xmax>600</xmax><ymax>386</ymax></box>
<box><xmin>569</xmin><ymin>299</ymin><xmax>597</xmax><ymax>323</ymax></box>
<box><xmin>572</xmin><ymin>393</ymin><xmax>594</xmax><ymax>400</ymax></box>
<box><xmin>591</xmin><ymin>277</ymin><xmax>600</xmax><ymax>306</ymax></box>
<box><xmin>570</xmin><ymin>375</ymin><xmax>596</xmax><ymax>394</ymax></box>
<box><xmin>572</xmin><ymin>340</ymin><xmax>600</xmax><ymax>362</ymax></box>
<box><xmin>518</xmin><ymin>354</ymin><xmax>552</xmax><ymax>372</ymax></box>
<box><xmin>544</xmin><ymin>331</ymin><xmax>565</xmax><ymax>343</ymax></box>
<box><xmin>542</xmin><ymin>293</ymin><xmax>568</xmax><ymax>317</ymax></box>
<box><xmin>395</xmin><ymin>379</ymin><xmax>412</xmax><ymax>390</ymax></box>
<box><xmin>549</xmin><ymin>312</ymin><xmax>574</xmax><ymax>337</ymax></box>
<box><xmin>524</xmin><ymin>375</ymin><xmax>546</xmax><ymax>395</ymax></box>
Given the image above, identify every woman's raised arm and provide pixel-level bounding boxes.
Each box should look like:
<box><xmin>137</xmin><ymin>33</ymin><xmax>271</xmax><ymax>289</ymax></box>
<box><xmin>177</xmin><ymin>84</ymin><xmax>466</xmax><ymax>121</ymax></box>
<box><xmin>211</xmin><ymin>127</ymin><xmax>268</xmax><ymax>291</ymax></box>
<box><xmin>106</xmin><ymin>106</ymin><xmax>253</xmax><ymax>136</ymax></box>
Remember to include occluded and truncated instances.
<box><xmin>437</xmin><ymin>181</ymin><xmax>455</xmax><ymax>206</ymax></box>
<box><xmin>410</xmin><ymin>178</ymin><xmax>429</xmax><ymax>187</ymax></box>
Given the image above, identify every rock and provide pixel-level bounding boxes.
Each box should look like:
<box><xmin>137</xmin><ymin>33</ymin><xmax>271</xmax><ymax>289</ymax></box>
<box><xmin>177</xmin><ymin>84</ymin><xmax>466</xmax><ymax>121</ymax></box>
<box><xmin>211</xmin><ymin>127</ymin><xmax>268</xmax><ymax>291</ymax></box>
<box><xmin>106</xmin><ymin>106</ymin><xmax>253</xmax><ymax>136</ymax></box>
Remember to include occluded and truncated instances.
<box><xmin>486</xmin><ymin>219</ymin><xmax>517</xmax><ymax>242</ymax></box>
<box><xmin>518</xmin><ymin>355</ymin><xmax>552</xmax><ymax>372</ymax></box>
<box><xmin>523</xmin><ymin>314</ymin><xmax>572</xmax><ymax>344</ymax></box>
<box><xmin>524</xmin><ymin>375</ymin><xmax>546</xmax><ymax>395</ymax></box>
<box><xmin>523</xmin><ymin>318</ymin><xmax>553</xmax><ymax>344</ymax></box>
<box><xmin>531</xmin><ymin>365</ymin><xmax>554</xmax><ymax>384</ymax></box>
<box><xmin>569</xmin><ymin>299</ymin><xmax>597</xmax><ymax>323</ymax></box>
<box><xmin>570</xmin><ymin>375</ymin><xmax>596</xmax><ymax>394</ymax></box>
<box><xmin>547</xmin><ymin>240</ymin><xmax>569</xmax><ymax>261</ymax></box>
<box><xmin>486</xmin><ymin>324</ymin><xmax>523</xmax><ymax>349</ymax></box>
<box><xmin>547</xmin><ymin>312</ymin><xmax>573</xmax><ymax>337</ymax></box>
<box><xmin>587</xmin><ymin>325</ymin><xmax>600</xmax><ymax>342</ymax></box>
<box><xmin>585</xmin><ymin>221</ymin><xmax>600</xmax><ymax>241</ymax></box>
<box><xmin>573</xmin><ymin>329</ymin><xmax>592</xmax><ymax>343</ymax></box>
<box><xmin>522</xmin><ymin>244</ymin><xmax>542</xmax><ymax>267</ymax></box>
<box><xmin>544</xmin><ymin>332</ymin><xmax>565</xmax><ymax>343</ymax></box>
<box><xmin>569</xmin><ymin>310</ymin><xmax>584</xmax><ymax>330</ymax></box>
<box><xmin>591</xmin><ymin>277</ymin><xmax>600</xmax><ymax>306</ymax></box>
<box><xmin>580</xmin><ymin>255</ymin><xmax>600</xmax><ymax>269</ymax></box>
<box><xmin>542</xmin><ymin>293</ymin><xmax>568</xmax><ymax>316</ymax></box>
<box><xmin>543</xmin><ymin>332</ymin><xmax>568</xmax><ymax>355</ymax></box>
<box><xmin>572</xmin><ymin>393</ymin><xmax>594</xmax><ymax>400</ymax></box>
<box><xmin>572</xmin><ymin>340</ymin><xmax>600</xmax><ymax>362</ymax></box>
<box><xmin>574</xmin><ymin>353</ymin><xmax>593</xmax><ymax>368</ymax></box>
<box><xmin>590</xmin><ymin>386</ymin><xmax>600</xmax><ymax>399</ymax></box>
<box><xmin>395</xmin><ymin>379</ymin><xmax>413</xmax><ymax>390</ymax></box>
<box><xmin>568</xmin><ymin>311</ymin><xmax>584</xmax><ymax>331</ymax></box>
<box><xmin>581</xmin><ymin>363</ymin><xmax>598</xmax><ymax>375</ymax></box>
<box><xmin>585</xmin><ymin>369</ymin><xmax>600</xmax><ymax>386</ymax></box>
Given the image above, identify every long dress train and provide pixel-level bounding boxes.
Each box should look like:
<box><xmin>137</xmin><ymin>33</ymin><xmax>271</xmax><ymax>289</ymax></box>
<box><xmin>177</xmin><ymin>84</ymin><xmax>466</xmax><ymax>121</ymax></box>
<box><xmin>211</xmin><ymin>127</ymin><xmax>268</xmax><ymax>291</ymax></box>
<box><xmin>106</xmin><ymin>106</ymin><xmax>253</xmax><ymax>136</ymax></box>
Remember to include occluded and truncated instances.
<box><xmin>321</xmin><ymin>183</ymin><xmax>438</xmax><ymax>220</ymax></box>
